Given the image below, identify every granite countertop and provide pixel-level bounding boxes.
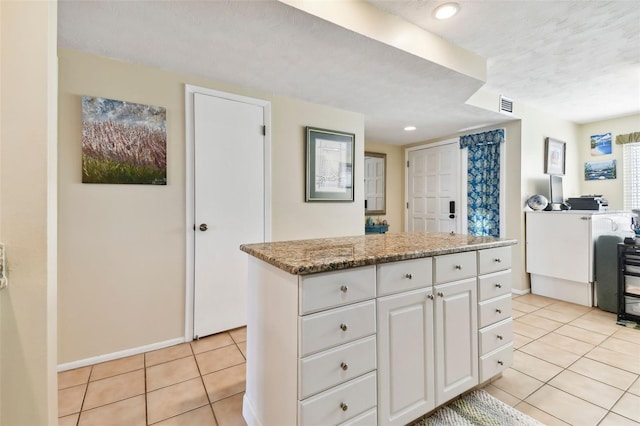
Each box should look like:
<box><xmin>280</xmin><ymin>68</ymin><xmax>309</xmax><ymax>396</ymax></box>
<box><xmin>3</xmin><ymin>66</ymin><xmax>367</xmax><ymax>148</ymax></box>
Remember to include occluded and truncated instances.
<box><xmin>240</xmin><ymin>232</ymin><xmax>517</xmax><ymax>275</ymax></box>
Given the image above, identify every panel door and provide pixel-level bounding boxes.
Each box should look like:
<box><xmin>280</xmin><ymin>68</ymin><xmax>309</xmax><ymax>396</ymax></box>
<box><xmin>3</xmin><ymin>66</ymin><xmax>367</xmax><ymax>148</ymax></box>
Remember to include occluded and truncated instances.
<box><xmin>407</xmin><ymin>143</ymin><xmax>460</xmax><ymax>233</ymax></box>
<box><xmin>365</xmin><ymin>156</ymin><xmax>385</xmax><ymax>212</ymax></box>
<box><xmin>377</xmin><ymin>287</ymin><xmax>435</xmax><ymax>426</ymax></box>
<box><xmin>434</xmin><ymin>278</ymin><xmax>478</xmax><ymax>405</ymax></box>
<box><xmin>193</xmin><ymin>92</ymin><xmax>265</xmax><ymax>338</ymax></box>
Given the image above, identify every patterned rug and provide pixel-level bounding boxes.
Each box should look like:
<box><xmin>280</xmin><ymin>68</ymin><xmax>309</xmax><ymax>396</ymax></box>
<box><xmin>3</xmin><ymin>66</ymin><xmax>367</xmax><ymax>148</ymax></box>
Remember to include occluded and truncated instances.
<box><xmin>413</xmin><ymin>389</ymin><xmax>544</xmax><ymax>426</ymax></box>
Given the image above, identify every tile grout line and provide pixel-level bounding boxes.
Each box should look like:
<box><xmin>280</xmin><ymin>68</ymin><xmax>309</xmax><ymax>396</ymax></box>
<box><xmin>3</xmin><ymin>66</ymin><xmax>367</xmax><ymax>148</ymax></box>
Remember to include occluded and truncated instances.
<box><xmin>191</xmin><ymin>335</ymin><xmax>221</xmax><ymax>425</ymax></box>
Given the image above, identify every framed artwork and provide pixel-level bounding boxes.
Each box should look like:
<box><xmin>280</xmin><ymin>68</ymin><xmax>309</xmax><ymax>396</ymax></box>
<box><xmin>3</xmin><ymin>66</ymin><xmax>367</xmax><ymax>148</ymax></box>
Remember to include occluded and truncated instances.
<box><xmin>82</xmin><ymin>96</ymin><xmax>167</xmax><ymax>184</ymax></box>
<box><xmin>590</xmin><ymin>133</ymin><xmax>612</xmax><ymax>156</ymax></box>
<box><xmin>544</xmin><ymin>137</ymin><xmax>566</xmax><ymax>175</ymax></box>
<box><xmin>306</xmin><ymin>127</ymin><xmax>355</xmax><ymax>202</ymax></box>
<box><xmin>585</xmin><ymin>160</ymin><xmax>617</xmax><ymax>180</ymax></box>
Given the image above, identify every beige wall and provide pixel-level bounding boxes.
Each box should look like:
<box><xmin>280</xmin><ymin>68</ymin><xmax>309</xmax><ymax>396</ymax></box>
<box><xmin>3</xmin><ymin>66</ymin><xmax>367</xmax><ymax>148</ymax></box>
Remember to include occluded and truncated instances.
<box><xmin>58</xmin><ymin>49</ymin><xmax>364</xmax><ymax>364</ymax></box>
<box><xmin>578</xmin><ymin>114</ymin><xmax>640</xmax><ymax>210</ymax></box>
<box><xmin>364</xmin><ymin>141</ymin><xmax>404</xmax><ymax>232</ymax></box>
<box><xmin>1</xmin><ymin>1</ymin><xmax>58</xmax><ymax>424</ymax></box>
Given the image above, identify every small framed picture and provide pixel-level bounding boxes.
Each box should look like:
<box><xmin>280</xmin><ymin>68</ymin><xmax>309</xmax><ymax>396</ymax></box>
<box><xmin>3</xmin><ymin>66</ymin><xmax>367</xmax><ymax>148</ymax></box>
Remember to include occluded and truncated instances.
<box><xmin>585</xmin><ymin>160</ymin><xmax>617</xmax><ymax>180</ymax></box>
<box><xmin>590</xmin><ymin>133</ymin><xmax>612</xmax><ymax>156</ymax></box>
<box><xmin>306</xmin><ymin>127</ymin><xmax>355</xmax><ymax>202</ymax></box>
<box><xmin>544</xmin><ymin>137</ymin><xmax>566</xmax><ymax>176</ymax></box>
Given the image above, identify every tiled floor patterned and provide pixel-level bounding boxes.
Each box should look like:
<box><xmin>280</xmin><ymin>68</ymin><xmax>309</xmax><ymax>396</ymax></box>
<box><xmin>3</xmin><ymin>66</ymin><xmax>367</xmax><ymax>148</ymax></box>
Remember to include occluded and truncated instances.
<box><xmin>58</xmin><ymin>293</ymin><xmax>640</xmax><ymax>425</ymax></box>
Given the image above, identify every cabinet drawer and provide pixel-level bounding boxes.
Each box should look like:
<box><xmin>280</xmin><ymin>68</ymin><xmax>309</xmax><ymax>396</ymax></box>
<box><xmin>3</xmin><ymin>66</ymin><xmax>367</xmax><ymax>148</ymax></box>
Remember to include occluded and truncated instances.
<box><xmin>300</xmin><ymin>301</ymin><xmax>376</xmax><ymax>357</ymax></box>
<box><xmin>478</xmin><ymin>270</ymin><xmax>512</xmax><ymax>302</ymax></box>
<box><xmin>625</xmin><ymin>275</ymin><xmax>640</xmax><ymax>296</ymax></box>
<box><xmin>434</xmin><ymin>251</ymin><xmax>477</xmax><ymax>284</ymax></box>
<box><xmin>337</xmin><ymin>408</ymin><xmax>376</xmax><ymax>426</ymax></box>
<box><xmin>377</xmin><ymin>258</ymin><xmax>433</xmax><ymax>296</ymax></box>
<box><xmin>300</xmin><ymin>267</ymin><xmax>376</xmax><ymax>315</ymax></box>
<box><xmin>479</xmin><ymin>318</ymin><xmax>513</xmax><ymax>356</ymax></box>
<box><xmin>478</xmin><ymin>246</ymin><xmax>512</xmax><ymax>274</ymax></box>
<box><xmin>478</xmin><ymin>294</ymin><xmax>512</xmax><ymax>328</ymax></box>
<box><xmin>479</xmin><ymin>343</ymin><xmax>513</xmax><ymax>382</ymax></box>
<box><xmin>299</xmin><ymin>336</ymin><xmax>376</xmax><ymax>399</ymax></box>
<box><xmin>298</xmin><ymin>371</ymin><xmax>377</xmax><ymax>426</ymax></box>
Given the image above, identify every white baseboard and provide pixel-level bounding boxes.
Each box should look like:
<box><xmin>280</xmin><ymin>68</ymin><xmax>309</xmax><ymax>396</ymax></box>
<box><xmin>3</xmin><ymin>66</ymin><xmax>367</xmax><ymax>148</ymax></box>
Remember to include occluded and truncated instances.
<box><xmin>57</xmin><ymin>337</ymin><xmax>187</xmax><ymax>372</ymax></box>
<box><xmin>512</xmin><ymin>288</ymin><xmax>531</xmax><ymax>295</ymax></box>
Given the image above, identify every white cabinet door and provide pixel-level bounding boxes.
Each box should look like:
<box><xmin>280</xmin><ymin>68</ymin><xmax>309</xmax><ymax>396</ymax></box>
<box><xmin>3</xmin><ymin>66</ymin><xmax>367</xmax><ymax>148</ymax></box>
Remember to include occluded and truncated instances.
<box><xmin>525</xmin><ymin>212</ymin><xmax>591</xmax><ymax>283</ymax></box>
<box><xmin>377</xmin><ymin>288</ymin><xmax>435</xmax><ymax>426</ymax></box>
<box><xmin>434</xmin><ymin>278</ymin><xmax>478</xmax><ymax>405</ymax></box>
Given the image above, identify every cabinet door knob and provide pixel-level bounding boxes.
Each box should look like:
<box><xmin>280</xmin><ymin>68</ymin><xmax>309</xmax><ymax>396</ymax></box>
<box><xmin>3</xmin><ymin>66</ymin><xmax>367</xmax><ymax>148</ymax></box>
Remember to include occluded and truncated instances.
<box><xmin>437</xmin><ymin>292</ymin><xmax>444</xmax><ymax>297</ymax></box>
<box><xmin>405</xmin><ymin>273</ymin><xmax>413</xmax><ymax>279</ymax></box>
<box><xmin>427</xmin><ymin>294</ymin><xmax>434</xmax><ymax>300</ymax></box>
<box><xmin>454</xmin><ymin>265</ymin><xmax>462</xmax><ymax>270</ymax></box>
<box><xmin>340</xmin><ymin>323</ymin><xmax>348</xmax><ymax>332</ymax></box>
<box><xmin>497</xmin><ymin>335</ymin><xmax>503</xmax><ymax>340</ymax></box>
<box><xmin>340</xmin><ymin>285</ymin><xmax>348</xmax><ymax>293</ymax></box>
<box><xmin>494</xmin><ymin>258</ymin><xmax>502</xmax><ymax>263</ymax></box>
<box><xmin>340</xmin><ymin>362</ymin><xmax>348</xmax><ymax>371</ymax></box>
<box><xmin>495</xmin><ymin>283</ymin><xmax>502</xmax><ymax>288</ymax></box>
<box><xmin>340</xmin><ymin>402</ymin><xmax>348</xmax><ymax>412</ymax></box>
<box><xmin>199</xmin><ymin>223</ymin><xmax>208</xmax><ymax>231</ymax></box>
<box><xmin>496</xmin><ymin>308</ymin><xmax>502</xmax><ymax>314</ymax></box>
<box><xmin>497</xmin><ymin>360</ymin><xmax>504</xmax><ymax>366</ymax></box>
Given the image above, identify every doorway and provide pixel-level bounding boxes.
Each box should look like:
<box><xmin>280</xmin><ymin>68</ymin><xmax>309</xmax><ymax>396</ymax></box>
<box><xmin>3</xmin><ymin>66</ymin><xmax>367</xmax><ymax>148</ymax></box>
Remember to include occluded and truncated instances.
<box><xmin>185</xmin><ymin>85</ymin><xmax>271</xmax><ymax>339</ymax></box>
<box><xmin>406</xmin><ymin>140</ymin><xmax>461</xmax><ymax>233</ymax></box>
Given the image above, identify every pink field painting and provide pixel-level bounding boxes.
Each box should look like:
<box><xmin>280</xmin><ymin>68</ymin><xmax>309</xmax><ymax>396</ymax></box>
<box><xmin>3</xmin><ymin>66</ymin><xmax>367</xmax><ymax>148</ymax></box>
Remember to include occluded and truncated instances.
<box><xmin>82</xmin><ymin>96</ymin><xmax>167</xmax><ymax>184</ymax></box>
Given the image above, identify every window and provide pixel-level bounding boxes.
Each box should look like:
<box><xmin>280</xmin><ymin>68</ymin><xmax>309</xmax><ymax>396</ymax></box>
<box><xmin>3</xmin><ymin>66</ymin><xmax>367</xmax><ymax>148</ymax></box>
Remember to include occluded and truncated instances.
<box><xmin>623</xmin><ymin>142</ymin><xmax>640</xmax><ymax>210</ymax></box>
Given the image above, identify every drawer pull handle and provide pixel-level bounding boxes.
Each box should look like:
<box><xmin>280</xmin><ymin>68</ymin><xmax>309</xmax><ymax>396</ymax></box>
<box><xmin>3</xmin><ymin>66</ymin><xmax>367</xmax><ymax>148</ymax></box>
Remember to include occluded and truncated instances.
<box><xmin>437</xmin><ymin>292</ymin><xmax>444</xmax><ymax>297</ymax></box>
<box><xmin>497</xmin><ymin>360</ymin><xmax>504</xmax><ymax>366</ymax></box>
<box><xmin>340</xmin><ymin>285</ymin><xmax>348</xmax><ymax>293</ymax></box>
<box><xmin>497</xmin><ymin>335</ymin><xmax>503</xmax><ymax>340</ymax></box>
<box><xmin>340</xmin><ymin>402</ymin><xmax>348</xmax><ymax>412</ymax></box>
<box><xmin>454</xmin><ymin>265</ymin><xmax>462</xmax><ymax>270</ymax></box>
<box><xmin>405</xmin><ymin>273</ymin><xmax>413</xmax><ymax>279</ymax></box>
<box><xmin>495</xmin><ymin>283</ymin><xmax>502</xmax><ymax>288</ymax></box>
<box><xmin>494</xmin><ymin>258</ymin><xmax>502</xmax><ymax>263</ymax></box>
<box><xmin>427</xmin><ymin>294</ymin><xmax>434</xmax><ymax>300</ymax></box>
<box><xmin>340</xmin><ymin>323</ymin><xmax>348</xmax><ymax>332</ymax></box>
<box><xmin>496</xmin><ymin>308</ymin><xmax>502</xmax><ymax>314</ymax></box>
<box><xmin>340</xmin><ymin>362</ymin><xmax>348</xmax><ymax>371</ymax></box>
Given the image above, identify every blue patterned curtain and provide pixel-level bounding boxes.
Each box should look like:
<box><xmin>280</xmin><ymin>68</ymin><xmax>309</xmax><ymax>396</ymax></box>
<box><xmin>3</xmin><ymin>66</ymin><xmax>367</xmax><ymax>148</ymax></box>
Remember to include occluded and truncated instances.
<box><xmin>459</xmin><ymin>129</ymin><xmax>504</xmax><ymax>237</ymax></box>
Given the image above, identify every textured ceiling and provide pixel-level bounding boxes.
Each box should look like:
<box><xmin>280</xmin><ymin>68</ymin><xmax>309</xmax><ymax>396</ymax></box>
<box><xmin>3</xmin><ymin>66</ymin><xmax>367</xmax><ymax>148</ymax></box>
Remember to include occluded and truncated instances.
<box><xmin>58</xmin><ymin>0</ymin><xmax>640</xmax><ymax>145</ymax></box>
<box><xmin>370</xmin><ymin>0</ymin><xmax>640</xmax><ymax>125</ymax></box>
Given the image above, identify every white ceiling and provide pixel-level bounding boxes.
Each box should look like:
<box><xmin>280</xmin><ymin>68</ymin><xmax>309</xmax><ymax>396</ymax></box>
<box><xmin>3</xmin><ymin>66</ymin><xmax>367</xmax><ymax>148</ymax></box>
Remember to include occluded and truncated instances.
<box><xmin>58</xmin><ymin>0</ymin><xmax>640</xmax><ymax>145</ymax></box>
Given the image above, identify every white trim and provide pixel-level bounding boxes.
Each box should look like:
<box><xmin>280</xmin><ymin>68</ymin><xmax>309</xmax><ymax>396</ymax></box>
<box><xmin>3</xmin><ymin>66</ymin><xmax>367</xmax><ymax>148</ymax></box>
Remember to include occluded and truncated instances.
<box><xmin>499</xmin><ymin>130</ymin><xmax>506</xmax><ymax>238</ymax></box>
<box><xmin>511</xmin><ymin>288</ymin><xmax>531</xmax><ymax>296</ymax></box>
<box><xmin>57</xmin><ymin>337</ymin><xmax>185</xmax><ymax>372</ymax></box>
<box><xmin>404</xmin><ymin>139</ymin><xmax>461</xmax><ymax>232</ymax></box>
<box><xmin>184</xmin><ymin>84</ymin><xmax>272</xmax><ymax>341</ymax></box>
<box><xmin>460</xmin><ymin>146</ymin><xmax>468</xmax><ymax>234</ymax></box>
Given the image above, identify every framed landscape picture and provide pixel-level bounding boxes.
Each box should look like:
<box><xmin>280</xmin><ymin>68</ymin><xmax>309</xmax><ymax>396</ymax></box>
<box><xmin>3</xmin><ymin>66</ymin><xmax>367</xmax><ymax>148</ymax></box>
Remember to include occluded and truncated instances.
<box><xmin>590</xmin><ymin>133</ymin><xmax>612</xmax><ymax>156</ymax></box>
<box><xmin>585</xmin><ymin>160</ymin><xmax>617</xmax><ymax>180</ymax></box>
<box><xmin>82</xmin><ymin>96</ymin><xmax>167</xmax><ymax>184</ymax></box>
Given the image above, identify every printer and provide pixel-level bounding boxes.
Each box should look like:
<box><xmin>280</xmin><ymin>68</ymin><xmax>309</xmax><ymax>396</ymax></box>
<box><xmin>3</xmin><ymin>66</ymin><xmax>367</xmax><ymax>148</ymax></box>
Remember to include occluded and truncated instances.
<box><xmin>566</xmin><ymin>195</ymin><xmax>609</xmax><ymax>211</ymax></box>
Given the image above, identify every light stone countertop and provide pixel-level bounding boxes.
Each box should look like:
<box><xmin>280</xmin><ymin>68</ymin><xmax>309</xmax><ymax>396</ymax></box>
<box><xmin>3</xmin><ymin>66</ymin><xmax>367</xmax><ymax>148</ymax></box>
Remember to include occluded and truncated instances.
<box><xmin>240</xmin><ymin>232</ymin><xmax>517</xmax><ymax>275</ymax></box>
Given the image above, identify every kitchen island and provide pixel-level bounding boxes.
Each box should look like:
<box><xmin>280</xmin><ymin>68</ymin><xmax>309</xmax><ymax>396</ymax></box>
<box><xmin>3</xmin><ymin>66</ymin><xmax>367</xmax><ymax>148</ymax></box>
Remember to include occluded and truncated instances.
<box><xmin>240</xmin><ymin>232</ymin><xmax>517</xmax><ymax>426</ymax></box>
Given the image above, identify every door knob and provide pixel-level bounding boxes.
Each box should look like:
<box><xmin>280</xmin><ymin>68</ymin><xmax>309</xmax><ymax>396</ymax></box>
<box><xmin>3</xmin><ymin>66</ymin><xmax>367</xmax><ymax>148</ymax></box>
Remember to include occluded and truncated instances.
<box><xmin>199</xmin><ymin>224</ymin><xmax>208</xmax><ymax>231</ymax></box>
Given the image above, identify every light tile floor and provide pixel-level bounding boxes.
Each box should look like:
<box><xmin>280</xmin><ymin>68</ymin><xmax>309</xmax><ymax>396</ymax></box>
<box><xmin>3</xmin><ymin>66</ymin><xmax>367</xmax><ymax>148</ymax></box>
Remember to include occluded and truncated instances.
<box><xmin>58</xmin><ymin>294</ymin><xmax>640</xmax><ymax>425</ymax></box>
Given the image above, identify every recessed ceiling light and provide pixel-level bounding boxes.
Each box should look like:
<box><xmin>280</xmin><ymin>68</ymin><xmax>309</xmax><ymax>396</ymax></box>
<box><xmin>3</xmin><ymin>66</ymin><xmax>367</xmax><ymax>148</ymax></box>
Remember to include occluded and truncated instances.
<box><xmin>404</xmin><ymin>126</ymin><xmax>417</xmax><ymax>131</ymax></box>
<box><xmin>433</xmin><ymin>2</ymin><xmax>460</xmax><ymax>20</ymax></box>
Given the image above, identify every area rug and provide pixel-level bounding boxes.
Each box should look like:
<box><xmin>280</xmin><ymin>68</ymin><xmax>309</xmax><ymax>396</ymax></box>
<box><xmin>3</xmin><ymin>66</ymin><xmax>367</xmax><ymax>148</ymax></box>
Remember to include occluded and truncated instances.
<box><xmin>413</xmin><ymin>389</ymin><xmax>543</xmax><ymax>426</ymax></box>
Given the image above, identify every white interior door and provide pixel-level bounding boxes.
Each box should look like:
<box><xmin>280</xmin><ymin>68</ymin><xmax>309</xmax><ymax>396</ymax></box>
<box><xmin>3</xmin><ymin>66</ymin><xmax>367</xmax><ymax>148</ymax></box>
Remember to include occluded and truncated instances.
<box><xmin>365</xmin><ymin>156</ymin><xmax>385</xmax><ymax>211</ymax></box>
<box><xmin>407</xmin><ymin>142</ymin><xmax>460</xmax><ymax>233</ymax></box>
<box><xmin>193</xmin><ymin>92</ymin><xmax>266</xmax><ymax>338</ymax></box>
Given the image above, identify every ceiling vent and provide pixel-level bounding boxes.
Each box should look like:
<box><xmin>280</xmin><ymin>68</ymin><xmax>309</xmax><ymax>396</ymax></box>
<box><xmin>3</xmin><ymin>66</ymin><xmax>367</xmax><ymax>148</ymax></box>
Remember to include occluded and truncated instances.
<box><xmin>499</xmin><ymin>95</ymin><xmax>513</xmax><ymax>115</ymax></box>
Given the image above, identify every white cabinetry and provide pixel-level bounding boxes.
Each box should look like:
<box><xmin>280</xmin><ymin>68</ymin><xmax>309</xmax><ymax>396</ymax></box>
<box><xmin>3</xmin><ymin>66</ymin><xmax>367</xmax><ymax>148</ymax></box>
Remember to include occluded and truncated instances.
<box><xmin>477</xmin><ymin>247</ymin><xmax>513</xmax><ymax>382</ymax></box>
<box><xmin>525</xmin><ymin>211</ymin><xmax>633</xmax><ymax>306</ymax></box>
<box><xmin>244</xmin><ymin>245</ymin><xmax>514</xmax><ymax>426</ymax></box>
<box><xmin>433</xmin><ymin>253</ymin><xmax>478</xmax><ymax>406</ymax></box>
